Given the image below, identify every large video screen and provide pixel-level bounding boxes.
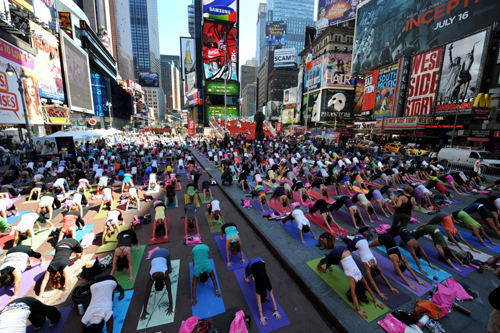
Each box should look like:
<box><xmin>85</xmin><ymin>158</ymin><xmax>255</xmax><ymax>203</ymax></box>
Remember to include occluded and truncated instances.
<box><xmin>202</xmin><ymin>22</ymin><xmax>238</xmax><ymax>81</ymax></box>
<box><xmin>316</xmin><ymin>0</ymin><xmax>358</xmax><ymax>30</ymax></box>
<box><xmin>203</xmin><ymin>0</ymin><xmax>237</xmax><ymax>23</ymax></box>
<box><xmin>265</xmin><ymin>21</ymin><xmax>287</xmax><ymax>46</ymax></box>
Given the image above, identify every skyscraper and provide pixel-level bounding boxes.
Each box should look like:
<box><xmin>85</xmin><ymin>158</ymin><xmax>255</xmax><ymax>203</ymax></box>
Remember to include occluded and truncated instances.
<box><xmin>188</xmin><ymin>3</ymin><xmax>195</xmax><ymax>37</ymax></box>
<box><xmin>114</xmin><ymin>0</ymin><xmax>134</xmax><ymax>81</ymax></box>
<box><xmin>240</xmin><ymin>59</ymin><xmax>258</xmax><ymax>96</ymax></box>
<box><xmin>161</xmin><ymin>55</ymin><xmax>184</xmax><ymax>109</ymax></box>
<box><xmin>256</xmin><ymin>3</ymin><xmax>267</xmax><ymax>65</ymax></box>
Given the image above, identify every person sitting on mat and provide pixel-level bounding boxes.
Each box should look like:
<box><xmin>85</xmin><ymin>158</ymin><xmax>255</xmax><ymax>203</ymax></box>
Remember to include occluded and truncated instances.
<box><xmin>140</xmin><ymin>249</ymin><xmax>173</xmax><ymax>320</ymax></box>
<box><xmin>0</xmin><ymin>297</ymin><xmax>61</xmax><ymax>331</ymax></box>
<box><xmin>0</xmin><ymin>245</ymin><xmax>45</xmax><ymax>301</ymax></box>
<box><xmin>308</xmin><ymin>199</ymin><xmax>346</xmax><ymax>234</ymax></box>
<box><xmin>451</xmin><ymin>210</ymin><xmax>497</xmax><ymax>250</ymax></box>
<box><xmin>411</xmin><ymin>225</ymin><xmax>469</xmax><ymax>273</ymax></box>
<box><xmin>220</xmin><ymin>222</ymin><xmax>246</xmax><ymax>267</ymax></box>
<box><xmin>462</xmin><ymin>203</ymin><xmax>500</xmax><ymax>238</ymax></box>
<box><xmin>352</xmin><ymin>193</ymin><xmax>381</xmax><ymax>223</ymax></box>
<box><xmin>347</xmin><ymin>237</ymin><xmax>399</xmax><ymax>300</ymax></box>
<box><xmin>58</xmin><ymin>205</ymin><xmax>85</xmax><ymax>241</ymax></box>
<box><xmin>245</xmin><ymin>257</ymin><xmax>283</xmax><ymax>324</ymax></box>
<box><xmin>110</xmin><ymin>229</ymin><xmax>140</xmax><ymax>282</ymax></box>
<box><xmin>125</xmin><ymin>186</ymin><xmax>141</xmax><ymax>212</ymax></box>
<box><xmin>13</xmin><ymin>213</ymin><xmax>48</xmax><ymax>249</ymax></box>
<box><xmin>36</xmin><ymin>191</ymin><xmax>61</xmax><ymax>223</ymax></box>
<box><xmin>191</xmin><ymin>244</ymin><xmax>221</xmax><ymax>306</ymax></box>
<box><xmin>252</xmin><ymin>185</ymin><xmax>272</xmax><ymax>214</ymax></box>
<box><xmin>316</xmin><ymin>246</ymin><xmax>385</xmax><ymax>318</ymax></box>
<box><xmin>98</xmin><ymin>184</ymin><xmax>116</xmax><ymax>215</ymax></box>
<box><xmin>100</xmin><ymin>210</ymin><xmax>124</xmax><ymax>248</ymax></box>
<box><xmin>280</xmin><ymin>209</ymin><xmax>318</xmax><ymax>244</ymax></box>
<box><xmin>269</xmin><ymin>186</ymin><xmax>293</xmax><ymax>213</ymax></box>
<box><xmin>152</xmin><ymin>200</ymin><xmax>168</xmax><ymax>241</ymax></box>
<box><xmin>39</xmin><ymin>238</ymin><xmax>83</xmax><ymax>299</ymax></box>
<box><xmin>329</xmin><ymin>196</ymin><xmax>368</xmax><ymax>230</ymax></box>
<box><xmin>391</xmin><ymin>186</ymin><xmax>415</xmax><ymax>229</ymax></box>
<box><xmin>80</xmin><ymin>275</ymin><xmax>125</xmax><ymax>333</ymax></box>
<box><xmin>365</xmin><ymin>187</ymin><xmax>392</xmax><ymax>218</ymax></box>
<box><xmin>0</xmin><ymin>195</ymin><xmax>18</xmax><ymax>220</ymax></box>
<box><xmin>201</xmin><ymin>180</ymin><xmax>213</xmax><ymax>202</ymax></box>
<box><xmin>208</xmin><ymin>199</ymin><xmax>225</xmax><ymax>230</ymax></box>
<box><xmin>369</xmin><ymin>234</ymin><xmax>427</xmax><ymax>292</ymax></box>
<box><xmin>186</xmin><ymin>187</ymin><xmax>199</xmax><ymax>206</ymax></box>
<box><xmin>29</xmin><ymin>179</ymin><xmax>48</xmax><ymax>202</ymax></box>
<box><xmin>184</xmin><ymin>202</ymin><xmax>200</xmax><ymax>238</ymax></box>
<box><xmin>417</xmin><ymin>212</ymin><xmax>481</xmax><ymax>254</ymax></box>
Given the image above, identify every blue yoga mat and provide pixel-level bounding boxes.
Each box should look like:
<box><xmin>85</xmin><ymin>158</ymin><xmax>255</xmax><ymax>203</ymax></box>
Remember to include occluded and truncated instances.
<box><xmin>189</xmin><ymin>259</ymin><xmax>225</xmax><ymax>319</ymax></box>
<box><xmin>27</xmin><ymin>306</ymin><xmax>71</xmax><ymax>333</ymax></box>
<box><xmin>280</xmin><ymin>219</ymin><xmax>317</xmax><ymax>247</ymax></box>
<box><xmin>7</xmin><ymin>210</ymin><xmax>31</xmax><ymax>225</ymax></box>
<box><xmin>418</xmin><ymin>243</ymin><xmax>476</xmax><ymax>276</ymax></box>
<box><xmin>49</xmin><ymin>224</ymin><xmax>95</xmax><ymax>256</ymax></box>
<box><xmin>102</xmin><ymin>290</ymin><xmax>134</xmax><ymax>333</ymax></box>
<box><xmin>213</xmin><ymin>235</ymin><xmax>249</xmax><ymax>271</ymax></box>
<box><xmin>437</xmin><ymin>225</ymin><xmax>500</xmax><ymax>253</ymax></box>
<box><xmin>250</xmin><ymin>199</ymin><xmax>275</xmax><ymax>215</ymax></box>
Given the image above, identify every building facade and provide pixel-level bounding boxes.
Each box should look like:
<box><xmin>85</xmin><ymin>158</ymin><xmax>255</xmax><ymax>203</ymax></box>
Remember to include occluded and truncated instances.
<box><xmin>188</xmin><ymin>3</ymin><xmax>195</xmax><ymax>38</ymax></box>
<box><xmin>240</xmin><ymin>59</ymin><xmax>258</xmax><ymax>97</ymax></box>
<box><xmin>267</xmin><ymin>69</ymin><xmax>298</xmax><ymax>102</ymax></box>
<box><xmin>257</xmin><ymin>55</ymin><xmax>269</xmax><ymax>111</ymax></box>
<box><xmin>143</xmin><ymin>87</ymin><xmax>166</xmax><ymax>124</ymax></box>
<box><xmin>161</xmin><ymin>54</ymin><xmax>184</xmax><ymax>107</ymax></box>
<box><xmin>256</xmin><ymin>3</ymin><xmax>267</xmax><ymax>65</ymax></box>
<box><xmin>241</xmin><ymin>82</ymin><xmax>257</xmax><ymax>117</ymax></box>
<box><xmin>113</xmin><ymin>0</ymin><xmax>135</xmax><ymax>81</ymax></box>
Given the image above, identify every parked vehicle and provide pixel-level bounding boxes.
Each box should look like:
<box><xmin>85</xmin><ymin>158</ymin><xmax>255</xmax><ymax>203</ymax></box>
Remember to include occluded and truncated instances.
<box><xmin>438</xmin><ymin>147</ymin><xmax>500</xmax><ymax>168</ymax></box>
<box><xmin>383</xmin><ymin>143</ymin><xmax>403</xmax><ymax>153</ymax></box>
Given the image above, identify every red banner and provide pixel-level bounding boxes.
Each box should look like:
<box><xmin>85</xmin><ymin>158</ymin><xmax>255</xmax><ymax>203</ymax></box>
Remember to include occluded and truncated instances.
<box><xmin>406</xmin><ymin>47</ymin><xmax>442</xmax><ymax>116</ymax></box>
<box><xmin>275</xmin><ymin>122</ymin><xmax>282</xmax><ymax>133</ymax></box>
<box><xmin>362</xmin><ymin>70</ymin><xmax>378</xmax><ymax>111</ymax></box>
<box><xmin>188</xmin><ymin>119</ymin><xmax>196</xmax><ymax>137</ymax></box>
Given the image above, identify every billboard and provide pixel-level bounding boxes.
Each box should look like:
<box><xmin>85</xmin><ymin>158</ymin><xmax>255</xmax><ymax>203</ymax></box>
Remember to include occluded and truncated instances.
<box><xmin>203</xmin><ymin>0</ymin><xmax>237</xmax><ymax>23</ymax></box>
<box><xmin>31</xmin><ymin>21</ymin><xmax>64</xmax><ymax>101</ymax></box>
<box><xmin>406</xmin><ymin>47</ymin><xmax>443</xmax><ymax>116</ymax></box>
<box><xmin>33</xmin><ymin>0</ymin><xmax>58</xmax><ymax>32</ymax></box>
<box><xmin>90</xmin><ymin>70</ymin><xmax>109</xmax><ymax>117</ymax></box>
<box><xmin>265</xmin><ymin>21</ymin><xmax>287</xmax><ymax>46</ymax></box>
<box><xmin>435</xmin><ymin>30</ymin><xmax>489</xmax><ymax>115</ymax></box>
<box><xmin>301</xmin><ymin>92</ymin><xmax>321</xmax><ymax>122</ymax></box>
<box><xmin>316</xmin><ymin>0</ymin><xmax>358</xmax><ymax>30</ymax></box>
<box><xmin>185</xmin><ymin>72</ymin><xmax>196</xmax><ymax>95</ymax></box>
<box><xmin>60</xmin><ymin>33</ymin><xmax>94</xmax><ymax>114</ymax></box>
<box><xmin>202</xmin><ymin>23</ymin><xmax>237</xmax><ymax>81</ymax></box>
<box><xmin>13</xmin><ymin>0</ymin><xmax>33</xmax><ymax>13</ymax></box>
<box><xmin>362</xmin><ymin>70</ymin><xmax>378</xmax><ymax>111</ymax></box>
<box><xmin>304</xmin><ymin>26</ymin><xmax>317</xmax><ymax>49</ymax></box>
<box><xmin>283</xmin><ymin>87</ymin><xmax>297</xmax><ymax>107</ymax></box>
<box><xmin>373</xmin><ymin>63</ymin><xmax>398</xmax><ymax>118</ymax></box>
<box><xmin>353</xmin><ymin>78</ymin><xmax>365</xmax><ymax>116</ymax></box>
<box><xmin>266</xmin><ymin>101</ymin><xmax>282</xmax><ymax>122</ymax></box>
<box><xmin>180</xmin><ymin>37</ymin><xmax>196</xmax><ymax>78</ymax></box>
<box><xmin>207</xmin><ymin>106</ymin><xmax>238</xmax><ymax>120</ymax></box>
<box><xmin>319</xmin><ymin>89</ymin><xmax>355</xmax><ymax>122</ymax></box>
<box><xmin>206</xmin><ymin>81</ymin><xmax>239</xmax><ymax>95</ymax></box>
<box><xmin>393</xmin><ymin>57</ymin><xmax>411</xmax><ymax>118</ymax></box>
<box><xmin>0</xmin><ymin>39</ymin><xmax>44</xmax><ymax>125</ymax></box>
<box><xmin>138</xmin><ymin>71</ymin><xmax>159</xmax><ymax>87</ymax></box>
<box><xmin>321</xmin><ymin>53</ymin><xmax>354</xmax><ymax>89</ymax></box>
<box><xmin>274</xmin><ymin>48</ymin><xmax>295</xmax><ymax>67</ymax></box>
<box><xmin>59</xmin><ymin>12</ymin><xmax>72</xmax><ymax>38</ymax></box>
<box><xmin>354</xmin><ymin>0</ymin><xmax>498</xmax><ymax>74</ymax></box>
<box><xmin>304</xmin><ymin>55</ymin><xmax>323</xmax><ymax>91</ymax></box>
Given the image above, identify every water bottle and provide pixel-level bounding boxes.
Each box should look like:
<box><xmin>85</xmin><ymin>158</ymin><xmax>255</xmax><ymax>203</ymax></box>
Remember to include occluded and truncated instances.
<box><xmin>77</xmin><ymin>304</ymin><xmax>85</xmax><ymax>315</ymax></box>
<box><xmin>432</xmin><ymin>272</ymin><xmax>439</xmax><ymax>287</ymax></box>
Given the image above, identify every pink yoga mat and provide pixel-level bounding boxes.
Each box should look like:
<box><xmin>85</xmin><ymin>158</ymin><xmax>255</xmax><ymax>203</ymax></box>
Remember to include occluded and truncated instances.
<box><xmin>292</xmin><ymin>191</ymin><xmax>313</xmax><ymax>208</ymax></box>
<box><xmin>181</xmin><ymin>217</ymin><xmax>203</xmax><ymax>237</ymax></box>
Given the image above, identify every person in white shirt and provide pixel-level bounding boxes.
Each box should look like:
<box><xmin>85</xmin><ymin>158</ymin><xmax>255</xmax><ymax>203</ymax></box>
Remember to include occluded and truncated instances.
<box><xmin>280</xmin><ymin>209</ymin><xmax>317</xmax><ymax>245</ymax></box>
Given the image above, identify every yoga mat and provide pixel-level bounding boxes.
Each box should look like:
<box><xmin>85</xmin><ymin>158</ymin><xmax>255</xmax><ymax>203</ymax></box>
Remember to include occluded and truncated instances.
<box><xmin>307</xmin><ymin>189</ymin><xmax>334</xmax><ymax>204</ymax></box>
<box><xmin>166</xmin><ymin>195</ymin><xmax>179</xmax><ymax>209</ymax></box>
<box><xmin>280</xmin><ymin>218</ymin><xmax>317</xmax><ymax>247</ymax></box>
<box><xmin>137</xmin><ymin>259</ymin><xmax>180</xmax><ymax>329</ymax></box>
<box><xmin>146</xmin><ymin>184</ymin><xmax>160</xmax><ymax>194</ymax></box>
<box><xmin>306</xmin><ymin>258</ymin><xmax>388</xmax><ymax>323</ymax></box>
<box><xmin>306</xmin><ymin>213</ymin><xmax>348</xmax><ymax>236</ymax></box>
<box><xmin>7</xmin><ymin>210</ymin><xmax>31</xmax><ymax>225</ymax></box>
<box><xmin>263</xmin><ymin>180</ymin><xmax>279</xmax><ymax>189</ymax></box>
<box><xmin>250</xmin><ymin>199</ymin><xmax>275</xmax><ymax>215</ymax></box>
<box><xmin>414</xmin><ymin>206</ymin><xmax>432</xmax><ymax>214</ymax></box>
<box><xmin>26</xmin><ymin>306</ymin><xmax>71</xmax><ymax>333</ymax></box>
<box><xmin>19</xmin><ymin>228</ymin><xmax>51</xmax><ymax>250</ymax></box>
<box><xmin>177</xmin><ymin>167</ymin><xmax>185</xmax><ymax>173</ymax></box>
<box><xmin>387</xmin><ymin>203</ymin><xmax>418</xmax><ymax>216</ymax></box>
<box><xmin>198</xmin><ymin>192</ymin><xmax>212</xmax><ymax>204</ymax></box>
<box><xmin>147</xmin><ymin>217</ymin><xmax>171</xmax><ymax>245</ymax></box>
<box><xmin>22</xmin><ymin>198</ymin><xmax>40</xmax><ymax>204</ymax></box>
<box><xmin>96</xmin><ymin>241</ymin><xmax>118</xmax><ymax>254</ymax></box>
<box><xmin>353</xmin><ymin>186</ymin><xmax>369</xmax><ymax>194</ymax></box>
<box><xmin>428</xmin><ymin>235</ymin><xmax>492</xmax><ymax>262</ymax></box>
<box><xmin>249</xmin><ymin>182</ymin><xmax>272</xmax><ymax>193</ymax></box>
<box><xmin>292</xmin><ymin>191</ymin><xmax>313</xmax><ymax>208</ymax></box>
<box><xmin>213</xmin><ymin>235</ymin><xmax>248</xmax><ymax>271</ymax></box>
<box><xmin>184</xmin><ymin>194</ymin><xmax>200</xmax><ymax>207</ymax></box>
<box><xmin>267</xmin><ymin>199</ymin><xmax>292</xmax><ymax>215</ymax></box>
<box><xmin>181</xmin><ymin>217</ymin><xmax>203</xmax><ymax>237</ymax></box>
<box><xmin>204</xmin><ymin>212</ymin><xmax>222</xmax><ymax>234</ymax></box>
<box><xmin>437</xmin><ymin>225</ymin><xmax>500</xmax><ymax>253</ymax></box>
<box><xmin>419</xmin><ymin>243</ymin><xmax>476</xmax><ymax>276</ymax></box>
<box><xmin>92</xmin><ymin>200</ymin><xmax>119</xmax><ymax>220</ymax></box>
<box><xmin>0</xmin><ymin>261</ymin><xmax>49</xmax><ymax>309</ymax></box>
<box><xmin>371</xmin><ymin>251</ymin><xmax>433</xmax><ymax>297</ymax></box>
<box><xmin>113</xmin><ymin>245</ymin><xmax>145</xmax><ymax>290</ymax></box>
<box><xmin>189</xmin><ymin>259</ymin><xmax>225</xmax><ymax>319</ymax></box>
<box><xmin>102</xmin><ymin>290</ymin><xmax>135</xmax><ymax>333</ymax></box>
<box><xmin>233</xmin><ymin>268</ymin><xmax>291</xmax><ymax>332</ymax></box>
<box><xmin>49</xmin><ymin>224</ymin><xmax>95</xmax><ymax>256</ymax></box>
<box><xmin>351</xmin><ymin>255</ymin><xmax>411</xmax><ymax>309</ymax></box>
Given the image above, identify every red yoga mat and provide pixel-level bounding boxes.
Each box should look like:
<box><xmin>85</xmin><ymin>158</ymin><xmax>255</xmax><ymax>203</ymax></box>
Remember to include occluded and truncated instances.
<box><xmin>268</xmin><ymin>199</ymin><xmax>292</xmax><ymax>214</ymax></box>
<box><xmin>292</xmin><ymin>191</ymin><xmax>313</xmax><ymax>208</ymax></box>
<box><xmin>306</xmin><ymin>212</ymin><xmax>348</xmax><ymax>236</ymax></box>
<box><xmin>147</xmin><ymin>217</ymin><xmax>171</xmax><ymax>245</ymax></box>
<box><xmin>307</xmin><ymin>189</ymin><xmax>334</xmax><ymax>204</ymax></box>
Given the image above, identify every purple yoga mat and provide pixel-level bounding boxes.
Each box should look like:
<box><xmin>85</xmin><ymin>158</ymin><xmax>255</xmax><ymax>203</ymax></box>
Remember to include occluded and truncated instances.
<box><xmin>26</xmin><ymin>306</ymin><xmax>71</xmax><ymax>333</ymax></box>
<box><xmin>180</xmin><ymin>217</ymin><xmax>203</xmax><ymax>237</ymax></box>
<box><xmin>419</xmin><ymin>243</ymin><xmax>476</xmax><ymax>276</ymax></box>
<box><xmin>352</xmin><ymin>255</ymin><xmax>411</xmax><ymax>309</ymax></box>
<box><xmin>0</xmin><ymin>260</ymin><xmax>51</xmax><ymax>309</ymax></box>
<box><xmin>250</xmin><ymin>199</ymin><xmax>275</xmax><ymax>215</ymax></box>
<box><xmin>213</xmin><ymin>235</ymin><xmax>248</xmax><ymax>271</ymax></box>
<box><xmin>371</xmin><ymin>251</ymin><xmax>432</xmax><ymax>297</ymax></box>
<box><xmin>233</xmin><ymin>268</ymin><xmax>291</xmax><ymax>333</ymax></box>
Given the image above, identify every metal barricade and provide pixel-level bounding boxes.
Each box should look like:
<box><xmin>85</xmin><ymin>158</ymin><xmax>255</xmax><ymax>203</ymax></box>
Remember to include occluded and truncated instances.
<box><xmin>444</xmin><ymin>160</ymin><xmax>500</xmax><ymax>182</ymax></box>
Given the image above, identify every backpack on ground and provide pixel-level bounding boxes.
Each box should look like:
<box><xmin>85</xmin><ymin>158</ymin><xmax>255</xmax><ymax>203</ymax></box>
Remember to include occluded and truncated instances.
<box><xmin>317</xmin><ymin>232</ymin><xmax>335</xmax><ymax>250</ymax></box>
<box><xmin>80</xmin><ymin>259</ymin><xmax>103</xmax><ymax>281</ymax></box>
<box><xmin>72</xmin><ymin>283</ymin><xmax>92</xmax><ymax>312</ymax></box>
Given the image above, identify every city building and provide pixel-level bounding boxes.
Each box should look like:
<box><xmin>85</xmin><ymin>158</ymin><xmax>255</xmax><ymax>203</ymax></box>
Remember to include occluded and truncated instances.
<box><xmin>143</xmin><ymin>87</ymin><xmax>166</xmax><ymax>124</ymax></box>
<box><xmin>257</xmin><ymin>55</ymin><xmax>269</xmax><ymax>111</ymax></box>
<box><xmin>298</xmin><ymin>25</ymin><xmax>354</xmax><ymax>66</ymax></box>
<box><xmin>241</xmin><ymin>82</ymin><xmax>257</xmax><ymax>117</ymax></box>
<box><xmin>162</xmin><ymin>60</ymin><xmax>182</xmax><ymax>112</ymax></box>
<box><xmin>172</xmin><ymin>66</ymin><xmax>182</xmax><ymax>111</ymax></box>
<box><xmin>267</xmin><ymin>69</ymin><xmax>298</xmax><ymax>102</ymax></box>
<box><xmin>240</xmin><ymin>59</ymin><xmax>258</xmax><ymax>96</ymax></box>
<box><xmin>114</xmin><ymin>0</ymin><xmax>135</xmax><ymax>81</ymax></box>
<box><xmin>161</xmin><ymin>55</ymin><xmax>184</xmax><ymax>107</ymax></box>
<box><xmin>188</xmin><ymin>2</ymin><xmax>195</xmax><ymax>38</ymax></box>
<box><xmin>80</xmin><ymin>0</ymin><xmax>117</xmax><ymax>58</ymax></box>
<box><xmin>255</xmin><ymin>3</ymin><xmax>267</xmax><ymax>65</ymax></box>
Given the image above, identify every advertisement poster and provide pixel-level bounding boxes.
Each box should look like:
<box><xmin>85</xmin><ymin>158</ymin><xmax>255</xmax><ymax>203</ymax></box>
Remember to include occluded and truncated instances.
<box><xmin>34</xmin><ymin>136</ymin><xmax>58</xmax><ymax>155</ymax></box>
<box><xmin>354</xmin><ymin>0</ymin><xmax>498</xmax><ymax>74</ymax></box>
<box><xmin>316</xmin><ymin>0</ymin><xmax>358</xmax><ymax>30</ymax></box>
<box><xmin>90</xmin><ymin>70</ymin><xmax>109</xmax><ymax>117</ymax></box>
<box><xmin>138</xmin><ymin>71</ymin><xmax>159</xmax><ymax>87</ymax></box>
<box><xmin>265</xmin><ymin>21</ymin><xmax>287</xmax><ymax>46</ymax></box>
<box><xmin>31</xmin><ymin>22</ymin><xmax>64</xmax><ymax>101</ymax></box>
<box><xmin>188</xmin><ymin>119</ymin><xmax>196</xmax><ymax>137</ymax></box>
<box><xmin>207</xmin><ymin>106</ymin><xmax>238</xmax><ymax>120</ymax></box>
<box><xmin>206</xmin><ymin>81</ymin><xmax>239</xmax><ymax>95</ymax></box>
<box><xmin>406</xmin><ymin>47</ymin><xmax>443</xmax><ymax>116</ymax></box>
<box><xmin>275</xmin><ymin>122</ymin><xmax>282</xmax><ymax>133</ymax></box>
<box><xmin>319</xmin><ymin>89</ymin><xmax>354</xmax><ymax>122</ymax></box>
<box><xmin>274</xmin><ymin>48</ymin><xmax>295</xmax><ymax>67</ymax></box>
<box><xmin>0</xmin><ymin>39</ymin><xmax>44</xmax><ymax>125</ymax></box>
<box><xmin>61</xmin><ymin>34</ymin><xmax>94</xmax><ymax>114</ymax></box>
<box><xmin>59</xmin><ymin>12</ymin><xmax>72</xmax><ymax>38</ymax></box>
<box><xmin>361</xmin><ymin>70</ymin><xmax>378</xmax><ymax>112</ymax></box>
<box><xmin>13</xmin><ymin>0</ymin><xmax>33</xmax><ymax>13</ymax></box>
<box><xmin>33</xmin><ymin>0</ymin><xmax>58</xmax><ymax>32</ymax></box>
<box><xmin>202</xmin><ymin>23</ymin><xmax>238</xmax><ymax>81</ymax></box>
<box><xmin>393</xmin><ymin>57</ymin><xmax>411</xmax><ymax>118</ymax></box>
<box><xmin>266</xmin><ymin>101</ymin><xmax>283</xmax><ymax>122</ymax></box>
<box><xmin>283</xmin><ymin>87</ymin><xmax>297</xmax><ymax>108</ymax></box>
<box><xmin>321</xmin><ymin>53</ymin><xmax>354</xmax><ymax>89</ymax></box>
<box><xmin>301</xmin><ymin>92</ymin><xmax>321</xmax><ymax>122</ymax></box>
<box><xmin>281</xmin><ymin>109</ymin><xmax>298</xmax><ymax>124</ymax></box>
<box><xmin>353</xmin><ymin>78</ymin><xmax>365</xmax><ymax>117</ymax></box>
<box><xmin>180</xmin><ymin>37</ymin><xmax>196</xmax><ymax>78</ymax></box>
<box><xmin>435</xmin><ymin>30</ymin><xmax>489</xmax><ymax>115</ymax></box>
<box><xmin>304</xmin><ymin>55</ymin><xmax>323</xmax><ymax>91</ymax></box>
<box><xmin>296</xmin><ymin>68</ymin><xmax>303</xmax><ymax>114</ymax></box>
<box><xmin>43</xmin><ymin>106</ymin><xmax>70</xmax><ymax>124</ymax></box>
<box><xmin>373</xmin><ymin>63</ymin><xmax>398</xmax><ymax>118</ymax></box>
<box><xmin>203</xmin><ymin>0</ymin><xmax>237</xmax><ymax>23</ymax></box>
<box><xmin>185</xmin><ymin>72</ymin><xmax>196</xmax><ymax>95</ymax></box>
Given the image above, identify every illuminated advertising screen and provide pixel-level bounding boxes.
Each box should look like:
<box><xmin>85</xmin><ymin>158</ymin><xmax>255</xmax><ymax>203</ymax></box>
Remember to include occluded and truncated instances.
<box><xmin>353</xmin><ymin>78</ymin><xmax>365</xmax><ymax>116</ymax></box>
<box><xmin>180</xmin><ymin>37</ymin><xmax>196</xmax><ymax>78</ymax></box>
<box><xmin>321</xmin><ymin>53</ymin><xmax>354</xmax><ymax>89</ymax></box>
<box><xmin>316</xmin><ymin>0</ymin><xmax>358</xmax><ymax>30</ymax></box>
<box><xmin>203</xmin><ymin>0</ymin><xmax>237</xmax><ymax>23</ymax></box>
<box><xmin>265</xmin><ymin>21</ymin><xmax>287</xmax><ymax>46</ymax></box>
<box><xmin>33</xmin><ymin>0</ymin><xmax>58</xmax><ymax>32</ymax></box>
<box><xmin>91</xmin><ymin>70</ymin><xmax>109</xmax><ymax>117</ymax></box>
<box><xmin>319</xmin><ymin>89</ymin><xmax>355</xmax><ymax>122</ymax></box>
<box><xmin>361</xmin><ymin>70</ymin><xmax>378</xmax><ymax>112</ymax></box>
<box><xmin>138</xmin><ymin>71</ymin><xmax>159</xmax><ymax>87</ymax></box>
<box><xmin>207</xmin><ymin>105</ymin><xmax>238</xmax><ymax>120</ymax></box>
<box><xmin>203</xmin><ymin>23</ymin><xmax>238</xmax><ymax>81</ymax></box>
<box><xmin>373</xmin><ymin>63</ymin><xmax>398</xmax><ymax>118</ymax></box>
<box><xmin>354</xmin><ymin>0</ymin><xmax>498</xmax><ymax>74</ymax></box>
<box><xmin>304</xmin><ymin>55</ymin><xmax>323</xmax><ymax>91</ymax></box>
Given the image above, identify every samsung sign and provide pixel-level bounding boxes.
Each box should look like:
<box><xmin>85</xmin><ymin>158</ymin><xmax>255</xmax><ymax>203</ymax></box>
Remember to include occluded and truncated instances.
<box><xmin>274</xmin><ymin>48</ymin><xmax>295</xmax><ymax>67</ymax></box>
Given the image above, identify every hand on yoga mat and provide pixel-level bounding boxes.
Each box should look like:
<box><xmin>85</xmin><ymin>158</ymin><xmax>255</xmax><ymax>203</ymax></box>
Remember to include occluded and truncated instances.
<box><xmin>166</xmin><ymin>305</ymin><xmax>173</xmax><ymax>315</ymax></box>
<box><xmin>141</xmin><ymin>311</ymin><xmax>150</xmax><ymax>321</ymax></box>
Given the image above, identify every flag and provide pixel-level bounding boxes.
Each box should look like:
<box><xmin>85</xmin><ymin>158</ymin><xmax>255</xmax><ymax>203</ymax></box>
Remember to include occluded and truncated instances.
<box><xmin>218</xmin><ymin>36</ymin><xmax>227</xmax><ymax>53</ymax></box>
<box><xmin>305</xmin><ymin>49</ymin><xmax>313</xmax><ymax>71</ymax></box>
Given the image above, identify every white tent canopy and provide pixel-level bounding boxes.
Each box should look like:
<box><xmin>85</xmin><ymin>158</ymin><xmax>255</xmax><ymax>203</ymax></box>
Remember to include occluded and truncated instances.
<box><xmin>45</xmin><ymin>129</ymin><xmax>121</xmax><ymax>141</ymax></box>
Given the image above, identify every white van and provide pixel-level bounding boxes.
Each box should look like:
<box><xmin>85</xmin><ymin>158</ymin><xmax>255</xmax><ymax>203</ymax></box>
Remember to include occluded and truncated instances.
<box><xmin>438</xmin><ymin>147</ymin><xmax>500</xmax><ymax>168</ymax></box>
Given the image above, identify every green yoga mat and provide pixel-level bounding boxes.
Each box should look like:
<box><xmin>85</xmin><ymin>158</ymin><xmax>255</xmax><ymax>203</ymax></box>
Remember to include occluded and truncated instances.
<box><xmin>113</xmin><ymin>245</ymin><xmax>145</xmax><ymax>290</ymax></box>
<box><xmin>22</xmin><ymin>199</ymin><xmax>40</xmax><ymax>204</ymax></box>
<box><xmin>93</xmin><ymin>201</ymin><xmax>119</xmax><ymax>220</ymax></box>
<box><xmin>20</xmin><ymin>229</ymin><xmax>51</xmax><ymax>250</ymax></box>
<box><xmin>414</xmin><ymin>206</ymin><xmax>431</xmax><ymax>214</ymax></box>
<box><xmin>96</xmin><ymin>241</ymin><xmax>118</xmax><ymax>254</ymax></box>
<box><xmin>198</xmin><ymin>193</ymin><xmax>212</xmax><ymax>204</ymax></box>
<box><xmin>204</xmin><ymin>212</ymin><xmax>222</xmax><ymax>234</ymax></box>
<box><xmin>96</xmin><ymin>224</ymin><xmax>131</xmax><ymax>254</ymax></box>
<box><xmin>306</xmin><ymin>258</ymin><xmax>388</xmax><ymax>323</ymax></box>
<box><xmin>184</xmin><ymin>194</ymin><xmax>200</xmax><ymax>207</ymax></box>
<box><xmin>137</xmin><ymin>259</ymin><xmax>180</xmax><ymax>329</ymax></box>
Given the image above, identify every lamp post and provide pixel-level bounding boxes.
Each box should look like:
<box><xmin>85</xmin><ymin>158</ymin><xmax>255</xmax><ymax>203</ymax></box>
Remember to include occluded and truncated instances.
<box><xmin>5</xmin><ymin>63</ymin><xmax>33</xmax><ymax>151</ymax></box>
<box><xmin>105</xmin><ymin>100</ymin><xmax>113</xmax><ymax>129</ymax></box>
